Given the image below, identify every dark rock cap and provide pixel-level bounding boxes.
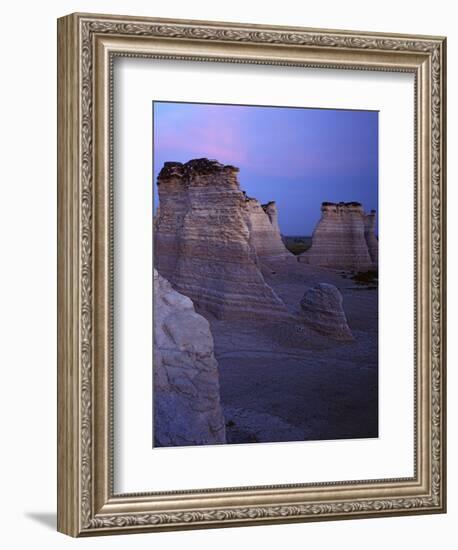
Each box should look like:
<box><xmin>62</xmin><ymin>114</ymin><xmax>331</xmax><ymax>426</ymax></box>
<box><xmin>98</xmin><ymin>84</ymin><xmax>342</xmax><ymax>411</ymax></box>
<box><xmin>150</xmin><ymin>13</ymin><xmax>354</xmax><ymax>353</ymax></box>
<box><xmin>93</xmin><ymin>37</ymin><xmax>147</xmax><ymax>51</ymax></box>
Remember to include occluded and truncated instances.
<box><xmin>158</xmin><ymin>162</ymin><xmax>185</xmax><ymax>180</ymax></box>
<box><xmin>322</xmin><ymin>201</ymin><xmax>363</xmax><ymax>207</ymax></box>
<box><xmin>157</xmin><ymin>158</ymin><xmax>239</xmax><ymax>182</ymax></box>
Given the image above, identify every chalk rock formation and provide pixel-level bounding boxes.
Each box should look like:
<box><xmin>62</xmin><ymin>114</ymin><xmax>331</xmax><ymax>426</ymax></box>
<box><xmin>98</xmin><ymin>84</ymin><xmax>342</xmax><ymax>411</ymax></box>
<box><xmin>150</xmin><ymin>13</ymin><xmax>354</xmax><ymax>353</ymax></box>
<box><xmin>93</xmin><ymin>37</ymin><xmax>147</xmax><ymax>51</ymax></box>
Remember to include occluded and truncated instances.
<box><xmin>263</xmin><ymin>201</ymin><xmax>281</xmax><ymax>234</ymax></box>
<box><xmin>300</xmin><ymin>283</ymin><xmax>353</xmax><ymax>341</ymax></box>
<box><xmin>153</xmin><ymin>269</ymin><xmax>226</xmax><ymax>447</ymax></box>
<box><xmin>299</xmin><ymin>202</ymin><xmax>377</xmax><ymax>270</ymax></box>
<box><xmin>364</xmin><ymin>210</ymin><xmax>379</xmax><ymax>267</ymax></box>
<box><xmin>154</xmin><ymin>158</ymin><xmax>289</xmax><ymax>319</ymax></box>
<box><xmin>244</xmin><ymin>197</ymin><xmax>293</xmax><ymax>261</ymax></box>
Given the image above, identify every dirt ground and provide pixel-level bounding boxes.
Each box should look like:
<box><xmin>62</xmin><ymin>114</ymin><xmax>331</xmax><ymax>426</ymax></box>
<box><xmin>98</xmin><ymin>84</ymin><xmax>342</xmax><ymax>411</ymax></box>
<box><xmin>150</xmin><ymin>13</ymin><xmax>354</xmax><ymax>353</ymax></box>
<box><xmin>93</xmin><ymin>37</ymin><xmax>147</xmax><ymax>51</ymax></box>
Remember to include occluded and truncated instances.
<box><xmin>203</xmin><ymin>259</ymin><xmax>378</xmax><ymax>445</ymax></box>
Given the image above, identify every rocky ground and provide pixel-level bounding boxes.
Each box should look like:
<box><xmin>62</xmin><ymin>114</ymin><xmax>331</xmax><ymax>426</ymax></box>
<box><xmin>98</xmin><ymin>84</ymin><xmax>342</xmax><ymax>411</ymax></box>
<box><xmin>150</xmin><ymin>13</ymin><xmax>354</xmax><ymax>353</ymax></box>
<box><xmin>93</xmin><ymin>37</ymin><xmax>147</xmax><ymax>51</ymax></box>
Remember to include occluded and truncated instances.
<box><xmin>199</xmin><ymin>259</ymin><xmax>378</xmax><ymax>445</ymax></box>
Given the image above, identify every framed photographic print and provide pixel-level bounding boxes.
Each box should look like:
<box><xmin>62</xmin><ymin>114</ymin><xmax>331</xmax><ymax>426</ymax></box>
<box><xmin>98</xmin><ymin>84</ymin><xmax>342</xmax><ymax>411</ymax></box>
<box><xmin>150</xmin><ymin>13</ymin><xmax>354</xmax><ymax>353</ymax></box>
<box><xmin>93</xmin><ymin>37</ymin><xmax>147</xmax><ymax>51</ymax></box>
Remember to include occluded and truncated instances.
<box><xmin>57</xmin><ymin>13</ymin><xmax>446</xmax><ymax>536</ymax></box>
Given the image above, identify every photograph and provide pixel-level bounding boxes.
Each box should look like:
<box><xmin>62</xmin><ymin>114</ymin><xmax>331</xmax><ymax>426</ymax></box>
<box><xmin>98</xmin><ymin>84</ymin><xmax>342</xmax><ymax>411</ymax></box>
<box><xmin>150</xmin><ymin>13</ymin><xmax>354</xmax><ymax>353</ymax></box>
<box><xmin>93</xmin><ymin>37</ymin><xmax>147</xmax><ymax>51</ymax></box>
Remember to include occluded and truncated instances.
<box><xmin>54</xmin><ymin>10</ymin><xmax>446</xmax><ymax>537</ymax></box>
<box><xmin>152</xmin><ymin>101</ymin><xmax>379</xmax><ymax>447</ymax></box>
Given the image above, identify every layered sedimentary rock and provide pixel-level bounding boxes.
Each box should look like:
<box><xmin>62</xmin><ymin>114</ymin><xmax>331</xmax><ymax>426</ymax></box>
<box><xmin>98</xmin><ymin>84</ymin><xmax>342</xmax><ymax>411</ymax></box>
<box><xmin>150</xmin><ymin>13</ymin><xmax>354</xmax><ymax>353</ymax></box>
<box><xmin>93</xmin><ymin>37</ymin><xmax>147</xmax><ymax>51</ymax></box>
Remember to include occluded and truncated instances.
<box><xmin>299</xmin><ymin>202</ymin><xmax>377</xmax><ymax>270</ymax></box>
<box><xmin>153</xmin><ymin>269</ymin><xmax>226</xmax><ymax>447</ymax></box>
<box><xmin>154</xmin><ymin>158</ymin><xmax>289</xmax><ymax>319</ymax></box>
<box><xmin>300</xmin><ymin>283</ymin><xmax>353</xmax><ymax>340</ymax></box>
<box><xmin>364</xmin><ymin>210</ymin><xmax>379</xmax><ymax>267</ymax></box>
<box><xmin>244</xmin><ymin>197</ymin><xmax>293</xmax><ymax>261</ymax></box>
<box><xmin>263</xmin><ymin>201</ymin><xmax>281</xmax><ymax>234</ymax></box>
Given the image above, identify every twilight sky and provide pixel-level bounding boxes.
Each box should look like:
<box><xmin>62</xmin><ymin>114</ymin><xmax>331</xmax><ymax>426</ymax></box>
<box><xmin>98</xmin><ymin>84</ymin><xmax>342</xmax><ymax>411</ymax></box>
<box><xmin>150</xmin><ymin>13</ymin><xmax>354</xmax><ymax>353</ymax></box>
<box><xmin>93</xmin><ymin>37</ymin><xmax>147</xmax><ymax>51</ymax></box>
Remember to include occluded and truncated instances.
<box><xmin>153</xmin><ymin>101</ymin><xmax>378</xmax><ymax>235</ymax></box>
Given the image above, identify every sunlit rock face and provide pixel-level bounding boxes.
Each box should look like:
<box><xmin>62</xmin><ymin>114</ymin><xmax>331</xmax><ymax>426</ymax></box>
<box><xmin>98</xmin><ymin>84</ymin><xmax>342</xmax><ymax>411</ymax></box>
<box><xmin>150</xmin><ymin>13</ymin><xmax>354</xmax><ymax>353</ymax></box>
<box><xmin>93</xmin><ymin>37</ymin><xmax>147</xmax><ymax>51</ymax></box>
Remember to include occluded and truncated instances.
<box><xmin>299</xmin><ymin>202</ymin><xmax>377</xmax><ymax>271</ymax></box>
<box><xmin>300</xmin><ymin>283</ymin><xmax>353</xmax><ymax>341</ymax></box>
<box><xmin>154</xmin><ymin>158</ymin><xmax>289</xmax><ymax>319</ymax></box>
<box><xmin>153</xmin><ymin>269</ymin><xmax>226</xmax><ymax>447</ymax></box>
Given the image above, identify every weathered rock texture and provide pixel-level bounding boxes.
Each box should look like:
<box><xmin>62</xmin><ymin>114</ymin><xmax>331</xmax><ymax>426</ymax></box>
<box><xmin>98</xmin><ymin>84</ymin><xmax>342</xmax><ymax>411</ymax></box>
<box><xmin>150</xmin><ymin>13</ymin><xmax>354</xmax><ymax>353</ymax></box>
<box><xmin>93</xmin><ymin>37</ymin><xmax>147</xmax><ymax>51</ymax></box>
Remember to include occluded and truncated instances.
<box><xmin>300</xmin><ymin>283</ymin><xmax>353</xmax><ymax>341</ymax></box>
<box><xmin>245</xmin><ymin>197</ymin><xmax>293</xmax><ymax>261</ymax></box>
<box><xmin>154</xmin><ymin>158</ymin><xmax>290</xmax><ymax>319</ymax></box>
<box><xmin>364</xmin><ymin>210</ymin><xmax>379</xmax><ymax>267</ymax></box>
<box><xmin>299</xmin><ymin>202</ymin><xmax>378</xmax><ymax>270</ymax></box>
<box><xmin>263</xmin><ymin>201</ymin><xmax>281</xmax><ymax>233</ymax></box>
<box><xmin>153</xmin><ymin>269</ymin><xmax>226</xmax><ymax>447</ymax></box>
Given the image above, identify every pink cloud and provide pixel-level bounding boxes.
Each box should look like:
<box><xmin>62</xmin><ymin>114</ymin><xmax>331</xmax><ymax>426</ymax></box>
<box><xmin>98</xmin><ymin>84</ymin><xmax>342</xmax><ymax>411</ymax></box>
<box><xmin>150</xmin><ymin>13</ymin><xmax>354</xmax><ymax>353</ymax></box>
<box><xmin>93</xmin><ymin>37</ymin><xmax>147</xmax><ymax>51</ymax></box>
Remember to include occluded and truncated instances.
<box><xmin>155</xmin><ymin>108</ymin><xmax>248</xmax><ymax>165</ymax></box>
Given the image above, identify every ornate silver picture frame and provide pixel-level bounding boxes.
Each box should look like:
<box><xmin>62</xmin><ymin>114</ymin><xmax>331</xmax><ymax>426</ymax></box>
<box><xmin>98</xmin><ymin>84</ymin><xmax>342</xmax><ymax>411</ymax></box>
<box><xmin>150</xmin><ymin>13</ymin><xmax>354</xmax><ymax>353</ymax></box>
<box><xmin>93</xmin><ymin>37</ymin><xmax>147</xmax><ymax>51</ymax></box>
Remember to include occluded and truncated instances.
<box><xmin>57</xmin><ymin>12</ymin><xmax>446</xmax><ymax>536</ymax></box>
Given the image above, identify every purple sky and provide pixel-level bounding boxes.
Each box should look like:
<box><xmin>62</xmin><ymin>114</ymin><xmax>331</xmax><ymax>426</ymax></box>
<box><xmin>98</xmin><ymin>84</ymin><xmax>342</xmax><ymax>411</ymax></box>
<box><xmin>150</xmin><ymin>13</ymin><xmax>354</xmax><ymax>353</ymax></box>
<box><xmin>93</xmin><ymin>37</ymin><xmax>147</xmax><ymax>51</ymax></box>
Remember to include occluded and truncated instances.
<box><xmin>153</xmin><ymin>101</ymin><xmax>378</xmax><ymax>235</ymax></box>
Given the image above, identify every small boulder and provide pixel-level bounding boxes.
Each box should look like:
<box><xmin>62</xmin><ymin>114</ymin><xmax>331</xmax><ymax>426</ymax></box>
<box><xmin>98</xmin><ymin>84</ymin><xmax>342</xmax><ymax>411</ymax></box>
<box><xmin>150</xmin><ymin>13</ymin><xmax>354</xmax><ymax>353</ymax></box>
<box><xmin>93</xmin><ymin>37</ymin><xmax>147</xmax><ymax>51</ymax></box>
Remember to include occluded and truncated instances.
<box><xmin>300</xmin><ymin>283</ymin><xmax>353</xmax><ymax>341</ymax></box>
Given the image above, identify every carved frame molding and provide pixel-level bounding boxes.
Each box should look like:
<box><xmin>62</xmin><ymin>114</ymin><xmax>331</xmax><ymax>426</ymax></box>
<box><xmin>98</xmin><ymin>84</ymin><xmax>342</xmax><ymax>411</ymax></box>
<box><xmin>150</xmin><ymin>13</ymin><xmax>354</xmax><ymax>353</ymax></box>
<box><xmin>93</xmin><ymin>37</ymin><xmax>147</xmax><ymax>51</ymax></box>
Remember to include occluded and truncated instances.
<box><xmin>57</xmin><ymin>13</ymin><xmax>446</xmax><ymax>536</ymax></box>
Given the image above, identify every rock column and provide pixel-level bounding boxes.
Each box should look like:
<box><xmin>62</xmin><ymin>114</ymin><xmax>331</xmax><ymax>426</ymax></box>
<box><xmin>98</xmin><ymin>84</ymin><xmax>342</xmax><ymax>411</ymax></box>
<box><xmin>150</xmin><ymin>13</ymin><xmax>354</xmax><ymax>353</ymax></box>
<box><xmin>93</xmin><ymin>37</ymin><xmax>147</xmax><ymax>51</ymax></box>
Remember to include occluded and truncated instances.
<box><xmin>154</xmin><ymin>159</ymin><xmax>289</xmax><ymax>319</ymax></box>
<box><xmin>299</xmin><ymin>202</ymin><xmax>376</xmax><ymax>270</ymax></box>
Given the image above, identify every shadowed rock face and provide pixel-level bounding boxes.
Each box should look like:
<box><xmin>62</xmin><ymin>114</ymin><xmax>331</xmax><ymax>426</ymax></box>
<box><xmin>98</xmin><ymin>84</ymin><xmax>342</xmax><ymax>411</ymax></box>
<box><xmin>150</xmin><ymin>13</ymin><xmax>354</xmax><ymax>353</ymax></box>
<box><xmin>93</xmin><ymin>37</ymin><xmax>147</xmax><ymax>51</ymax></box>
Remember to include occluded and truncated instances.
<box><xmin>153</xmin><ymin>269</ymin><xmax>226</xmax><ymax>447</ymax></box>
<box><xmin>299</xmin><ymin>202</ymin><xmax>378</xmax><ymax>270</ymax></box>
<box><xmin>364</xmin><ymin>210</ymin><xmax>379</xmax><ymax>267</ymax></box>
<box><xmin>300</xmin><ymin>283</ymin><xmax>353</xmax><ymax>341</ymax></box>
<box><xmin>154</xmin><ymin>158</ymin><xmax>289</xmax><ymax>319</ymax></box>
